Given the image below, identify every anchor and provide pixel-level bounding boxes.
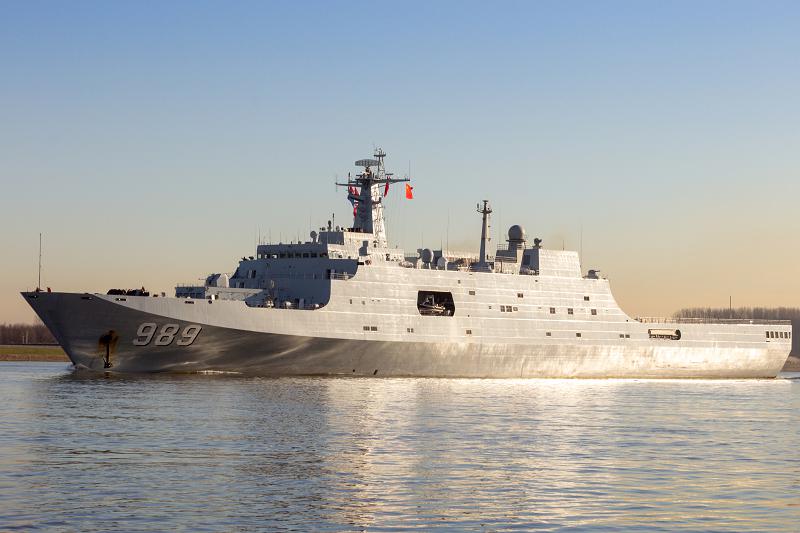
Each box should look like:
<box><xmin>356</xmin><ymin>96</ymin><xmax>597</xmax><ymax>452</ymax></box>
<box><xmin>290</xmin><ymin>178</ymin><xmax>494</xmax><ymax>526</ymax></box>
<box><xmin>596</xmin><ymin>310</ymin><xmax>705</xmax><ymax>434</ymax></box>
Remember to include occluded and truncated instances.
<box><xmin>98</xmin><ymin>330</ymin><xmax>119</xmax><ymax>369</ymax></box>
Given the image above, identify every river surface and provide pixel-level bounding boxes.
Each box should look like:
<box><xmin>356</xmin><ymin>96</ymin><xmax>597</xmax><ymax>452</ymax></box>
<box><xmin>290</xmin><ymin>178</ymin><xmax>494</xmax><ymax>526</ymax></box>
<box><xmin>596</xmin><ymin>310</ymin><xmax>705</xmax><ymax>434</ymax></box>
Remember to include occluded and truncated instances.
<box><xmin>1</xmin><ymin>362</ymin><xmax>798</xmax><ymax>531</ymax></box>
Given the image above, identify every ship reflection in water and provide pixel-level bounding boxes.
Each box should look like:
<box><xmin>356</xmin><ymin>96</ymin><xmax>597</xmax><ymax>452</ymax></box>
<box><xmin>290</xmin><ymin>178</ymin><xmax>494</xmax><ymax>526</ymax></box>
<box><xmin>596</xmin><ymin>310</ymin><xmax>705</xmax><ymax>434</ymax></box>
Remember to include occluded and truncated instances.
<box><xmin>1</xmin><ymin>363</ymin><xmax>799</xmax><ymax>531</ymax></box>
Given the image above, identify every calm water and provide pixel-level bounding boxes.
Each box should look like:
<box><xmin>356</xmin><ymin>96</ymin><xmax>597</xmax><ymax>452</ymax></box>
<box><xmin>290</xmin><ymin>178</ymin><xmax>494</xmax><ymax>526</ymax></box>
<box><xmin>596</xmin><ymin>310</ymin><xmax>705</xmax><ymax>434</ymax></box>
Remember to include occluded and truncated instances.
<box><xmin>1</xmin><ymin>363</ymin><xmax>798</xmax><ymax>531</ymax></box>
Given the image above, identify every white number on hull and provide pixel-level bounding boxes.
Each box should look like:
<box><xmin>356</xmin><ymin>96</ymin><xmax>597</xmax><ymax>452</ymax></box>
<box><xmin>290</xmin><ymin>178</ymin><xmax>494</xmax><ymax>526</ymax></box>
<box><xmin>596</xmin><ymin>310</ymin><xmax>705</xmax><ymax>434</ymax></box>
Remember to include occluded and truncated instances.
<box><xmin>154</xmin><ymin>324</ymin><xmax>180</xmax><ymax>346</ymax></box>
<box><xmin>177</xmin><ymin>325</ymin><xmax>201</xmax><ymax>346</ymax></box>
<box><xmin>134</xmin><ymin>323</ymin><xmax>202</xmax><ymax>347</ymax></box>
<box><xmin>133</xmin><ymin>323</ymin><xmax>157</xmax><ymax>345</ymax></box>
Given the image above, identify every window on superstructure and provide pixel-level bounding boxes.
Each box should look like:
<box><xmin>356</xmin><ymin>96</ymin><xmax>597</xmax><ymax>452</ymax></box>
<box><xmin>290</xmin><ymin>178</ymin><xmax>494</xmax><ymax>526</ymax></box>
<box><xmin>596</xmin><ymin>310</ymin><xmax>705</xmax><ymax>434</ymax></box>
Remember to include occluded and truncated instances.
<box><xmin>769</xmin><ymin>331</ymin><xmax>774</xmax><ymax>338</ymax></box>
<box><xmin>567</xmin><ymin>308</ymin><xmax>574</xmax><ymax>315</ymax></box>
<box><xmin>363</xmin><ymin>326</ymin><xmax>370</xmax><ymax>331</ymax></box>
<box><xmin>576</xmin><ymin>332</ymin><xmax>582</xmax><ymax>337</ymax></box>
<box><xmin>550</xmin><ymin>307</ymin><xmax>556</xmax><ymax>314</ymax></box>
<box><xmin>466</xmin><ymin>329</ymin><xmax>472</xmax><ymax>335</ymax></box>
<box><xmin>517</xmin><ymin>293</ymin><xmax>523</xmax><ymax>298</ymax></box>
<box><xmin>625</xmin><ymin>334</ymin><xmax>630</xmax><ymax>338</ymax></box>
<box><xmin>766</xmin><ymin>332</ymin><xmax>770</xmax><ymax>339</ymax></box>
<box><xmin>546</xmin><ymin>332</ymin><xmax>552</xmax><ymax>336</ymax></box>
<box><xmin>500</xmin><ymin>305</ymin><xmax>506</xmax><ymax>312</ymax></box>
<box><xmin>469</xmin><ymin>290</ymin><xmax>476</xmax><ymax>295</ymax></box>
<box><xmin>370</xmin><ymin>326</ymin><xmax>378</xmax><ymax>331</ymax></box>
<box><xmin>620</xmin><ymin>334</ymin><xmax>625</xmax><ymax>338</ymax></box>
<box><xmin>513</xmin><ymin>307</ymin><xmax>518</xmax><ymax>311</ymax></box>
<box><xmin>591</xmin><ymin>309</ymin><xmax>597</xmax><ymax>316</ymax></box>
<box><xmin>584</xmin><ymin>296</ymin><xmax>590</xmax><ymax>301</ymax></box>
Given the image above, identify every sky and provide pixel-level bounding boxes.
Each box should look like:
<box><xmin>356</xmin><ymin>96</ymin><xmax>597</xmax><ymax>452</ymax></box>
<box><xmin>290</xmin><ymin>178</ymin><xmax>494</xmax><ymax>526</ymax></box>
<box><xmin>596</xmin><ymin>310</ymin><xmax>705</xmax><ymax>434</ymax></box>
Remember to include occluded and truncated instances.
<box><xmin>1</xmin><ymin>0</ymin><xmax>799</xmax><ymax>323</ymax></box>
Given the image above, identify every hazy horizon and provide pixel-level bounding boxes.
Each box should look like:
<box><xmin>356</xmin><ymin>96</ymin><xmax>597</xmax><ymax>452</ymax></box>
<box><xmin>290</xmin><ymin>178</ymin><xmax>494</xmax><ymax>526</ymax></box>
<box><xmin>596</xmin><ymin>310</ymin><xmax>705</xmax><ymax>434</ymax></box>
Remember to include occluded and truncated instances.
<box><xmin>2</xmin><ymin>1</ymin><xmax>798</xmax><ymax>323</ymax></box>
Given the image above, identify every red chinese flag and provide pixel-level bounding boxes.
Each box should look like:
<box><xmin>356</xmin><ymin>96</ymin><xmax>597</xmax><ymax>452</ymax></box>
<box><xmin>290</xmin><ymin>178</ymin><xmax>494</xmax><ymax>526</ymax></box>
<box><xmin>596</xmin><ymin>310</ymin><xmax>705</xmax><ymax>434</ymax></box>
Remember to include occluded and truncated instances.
<box><xmin>405</xmin><ymin>183</ymin><xmax>413</xmax><ymax>199</ymax></box>
<box><xmin>384</xmin><ymin>182</ymin><xmax>390</xmax><ymax>197</ymax></box>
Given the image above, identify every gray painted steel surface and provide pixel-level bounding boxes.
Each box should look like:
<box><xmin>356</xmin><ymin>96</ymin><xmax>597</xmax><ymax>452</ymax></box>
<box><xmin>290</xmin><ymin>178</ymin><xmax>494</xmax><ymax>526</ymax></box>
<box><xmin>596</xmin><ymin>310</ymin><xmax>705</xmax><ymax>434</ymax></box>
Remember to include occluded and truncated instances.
<box><xmin>22</xmin><ymin>150</ymin><xmax>792</xmax><ymax>377</ymax></box>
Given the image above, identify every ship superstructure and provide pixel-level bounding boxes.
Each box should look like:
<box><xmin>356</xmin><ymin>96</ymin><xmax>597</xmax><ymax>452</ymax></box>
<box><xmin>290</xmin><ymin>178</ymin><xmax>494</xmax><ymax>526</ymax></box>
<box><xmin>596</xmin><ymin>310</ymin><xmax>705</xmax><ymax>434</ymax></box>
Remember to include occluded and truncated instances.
<box><xmin>23</xmin><ymin>150</ymin><xmax>792</xmax><ymax>377</ymax></box>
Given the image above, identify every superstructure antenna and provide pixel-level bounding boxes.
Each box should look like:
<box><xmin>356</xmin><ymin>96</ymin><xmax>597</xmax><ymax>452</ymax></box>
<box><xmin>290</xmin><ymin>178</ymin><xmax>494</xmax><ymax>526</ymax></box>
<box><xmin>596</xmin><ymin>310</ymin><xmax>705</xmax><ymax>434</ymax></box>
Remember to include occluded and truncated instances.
<box><xmin>37</xmin><ymin>232</ymin><xmax>42</xmax><ymax>290</ymax></box>
<box><xmin>476</xmin><ymin>200</ymin><xmax>492</xmax><ymax>269</ymax></box>
<box><xmin>446</xmin><ymin>210</ymin><xmax>450</xmax><ymax>253</ymax></box>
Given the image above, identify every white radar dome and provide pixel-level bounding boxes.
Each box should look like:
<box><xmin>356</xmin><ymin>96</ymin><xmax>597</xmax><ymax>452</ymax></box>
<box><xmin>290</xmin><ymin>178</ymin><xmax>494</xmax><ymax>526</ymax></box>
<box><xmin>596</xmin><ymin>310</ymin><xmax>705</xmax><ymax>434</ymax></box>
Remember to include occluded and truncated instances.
<box><xmin>508</xmin><ymin>224</ymin><xmax>527</xmax><ymax>242</ymax></box>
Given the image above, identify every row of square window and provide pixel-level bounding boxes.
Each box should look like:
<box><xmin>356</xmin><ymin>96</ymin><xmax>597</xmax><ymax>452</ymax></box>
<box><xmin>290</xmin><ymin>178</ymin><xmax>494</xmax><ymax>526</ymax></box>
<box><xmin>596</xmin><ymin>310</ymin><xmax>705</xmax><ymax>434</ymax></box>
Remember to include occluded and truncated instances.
<box><xmin>544</xmin><ymin>332</ymin><xmax>630</xmax><ymax>338</ymax></box>
<box><xmin>362</xmin><ymin>326</ymin><xmax>378</xmax><ymax>331</ymax></box>
<box><xmin>258</xmin><ymin>252</ymin><xmax>329</xmax><ymax>259</ymax></box>
<box><xmin>767</xmin><ymin>331</ymin><xmax>790</xmax><ymax>339</ymax></box>
<box><xmin>496</xmin><ymin>306</ymin><xmax>598</xmax><ymax>314</ymax></box>
<box><xmin>550</xmin><ymin>307</ymin><xmax>598</xmax><ymax>315</ymax></box>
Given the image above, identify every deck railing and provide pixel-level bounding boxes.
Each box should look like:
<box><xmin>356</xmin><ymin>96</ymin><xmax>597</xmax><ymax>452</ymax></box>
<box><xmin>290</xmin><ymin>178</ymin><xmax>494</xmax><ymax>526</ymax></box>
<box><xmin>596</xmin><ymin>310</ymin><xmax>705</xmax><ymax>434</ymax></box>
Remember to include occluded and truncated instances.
<box><xmin>636</xmin><ymin>316</ymin><xmax>791</xmax><ymax>325</ymax></box>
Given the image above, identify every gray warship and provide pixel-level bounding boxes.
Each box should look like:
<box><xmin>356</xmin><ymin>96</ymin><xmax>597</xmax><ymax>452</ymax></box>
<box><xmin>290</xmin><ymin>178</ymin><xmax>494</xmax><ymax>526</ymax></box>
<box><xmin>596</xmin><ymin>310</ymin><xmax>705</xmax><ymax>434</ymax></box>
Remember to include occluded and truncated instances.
<box><xmin>23</xmin><ymin>150</ymin><xmax>792</xmax><ymax>377</ymax></box>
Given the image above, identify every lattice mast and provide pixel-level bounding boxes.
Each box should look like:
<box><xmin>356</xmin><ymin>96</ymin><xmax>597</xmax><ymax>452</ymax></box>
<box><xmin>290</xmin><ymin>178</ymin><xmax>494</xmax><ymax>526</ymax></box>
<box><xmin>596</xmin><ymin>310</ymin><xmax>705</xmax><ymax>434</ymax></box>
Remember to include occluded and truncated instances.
<box><xmin>335</xmin><ymin>148</ymin><xmax>409</xmax><ymax>248</ymax></box>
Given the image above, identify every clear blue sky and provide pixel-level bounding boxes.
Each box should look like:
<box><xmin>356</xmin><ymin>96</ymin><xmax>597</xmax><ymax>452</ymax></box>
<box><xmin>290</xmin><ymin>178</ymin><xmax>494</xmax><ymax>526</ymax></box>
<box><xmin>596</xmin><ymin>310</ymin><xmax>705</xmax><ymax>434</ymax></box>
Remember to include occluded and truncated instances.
<box><xmin>1</xmin><ymin>1</ymin><xmax>799</xmax><ymax>322</ymax></box>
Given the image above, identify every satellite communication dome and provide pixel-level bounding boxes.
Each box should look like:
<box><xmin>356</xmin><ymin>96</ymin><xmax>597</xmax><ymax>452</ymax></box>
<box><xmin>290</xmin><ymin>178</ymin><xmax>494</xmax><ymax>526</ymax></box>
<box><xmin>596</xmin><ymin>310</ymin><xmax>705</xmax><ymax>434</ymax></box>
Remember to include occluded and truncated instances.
<box><xmin>508</xmin><ymin>224</ymin><xmax>527</xmax><ymax>242</ymax></box>
<box><xmin>421</xmin><ymin>248</ymin><xmax>434</xmax><ymax>264</ymax></box>
<box><xmin>436</xmin><ymin>256</ymin><xmax>447</xmax><ymax>269</ymax></box>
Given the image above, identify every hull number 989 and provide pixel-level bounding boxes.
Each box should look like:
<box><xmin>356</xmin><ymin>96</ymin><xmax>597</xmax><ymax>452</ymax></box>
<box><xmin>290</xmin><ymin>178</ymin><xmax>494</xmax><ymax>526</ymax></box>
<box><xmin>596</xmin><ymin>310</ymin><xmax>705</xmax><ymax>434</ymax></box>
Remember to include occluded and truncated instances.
<box><xmin>133</xmin><ymin>323</ymin><xmax>202</xmax><ymax>346</ymax></box>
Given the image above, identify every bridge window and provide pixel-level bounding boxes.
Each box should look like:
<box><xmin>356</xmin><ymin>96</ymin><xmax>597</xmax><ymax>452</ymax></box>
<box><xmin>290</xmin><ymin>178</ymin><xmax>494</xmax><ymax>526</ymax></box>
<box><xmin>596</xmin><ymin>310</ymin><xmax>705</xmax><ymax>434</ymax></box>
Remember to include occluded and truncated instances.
<box><xmin>417</xmin><ymin>291</ymin><xmax>455</xmax><ymax>316</ymax></box>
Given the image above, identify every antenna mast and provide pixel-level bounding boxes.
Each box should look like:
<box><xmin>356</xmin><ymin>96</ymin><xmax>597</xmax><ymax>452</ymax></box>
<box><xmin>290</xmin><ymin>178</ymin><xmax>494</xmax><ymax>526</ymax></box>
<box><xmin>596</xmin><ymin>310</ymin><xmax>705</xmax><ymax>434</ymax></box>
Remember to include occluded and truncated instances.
<box><xmin>476</xmin><ymin>200</ymin><xmax>492</xmax><ymax>269</ymax></box>
<box><xmin>38</xmin><ymin>232</ymin><xmax>42</xmax><ymax>290</ymax></box>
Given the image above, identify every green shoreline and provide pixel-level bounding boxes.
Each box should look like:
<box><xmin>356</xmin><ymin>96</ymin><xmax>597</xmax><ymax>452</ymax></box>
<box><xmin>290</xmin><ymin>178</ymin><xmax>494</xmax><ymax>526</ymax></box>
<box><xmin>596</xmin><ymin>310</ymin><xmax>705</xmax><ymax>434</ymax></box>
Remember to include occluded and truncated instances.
<box><xmin>2</xmin><ymin>344</ymin><xmax>798</xmax><ymax>371</ymax></box>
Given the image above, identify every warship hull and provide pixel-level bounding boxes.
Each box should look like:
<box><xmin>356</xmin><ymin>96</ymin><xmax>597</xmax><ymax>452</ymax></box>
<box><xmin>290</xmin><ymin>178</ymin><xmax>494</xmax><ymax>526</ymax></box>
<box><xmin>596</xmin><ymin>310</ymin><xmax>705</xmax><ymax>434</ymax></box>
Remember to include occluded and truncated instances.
<box><xmin>24</xmin><ymin>291</ymin><xmax>790</xmax><ymax>378</ymax></box>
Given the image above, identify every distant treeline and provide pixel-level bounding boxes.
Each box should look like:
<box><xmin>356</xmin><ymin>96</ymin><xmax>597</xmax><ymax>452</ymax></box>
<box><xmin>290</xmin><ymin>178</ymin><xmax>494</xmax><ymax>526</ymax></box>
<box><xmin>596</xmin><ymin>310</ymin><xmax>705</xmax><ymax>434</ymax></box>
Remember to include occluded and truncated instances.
<box><xmin>673</xmin><ymin>307</ymin><xmax>800</xmax><ymax>321</ymax></box>
<box><xmin>0</xmin><ymin>323</ymin><xmax>56</xmax><ymax>345</ymax></box>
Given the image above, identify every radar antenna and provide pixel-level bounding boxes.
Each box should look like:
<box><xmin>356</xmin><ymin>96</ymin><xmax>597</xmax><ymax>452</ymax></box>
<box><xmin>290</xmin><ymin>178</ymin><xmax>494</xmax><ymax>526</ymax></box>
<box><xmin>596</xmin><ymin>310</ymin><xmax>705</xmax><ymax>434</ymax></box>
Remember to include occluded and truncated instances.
<box><xmin>334</xmin><ymin>148</ymin><xmax>409</xmax><ymax>247</ymax></box>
